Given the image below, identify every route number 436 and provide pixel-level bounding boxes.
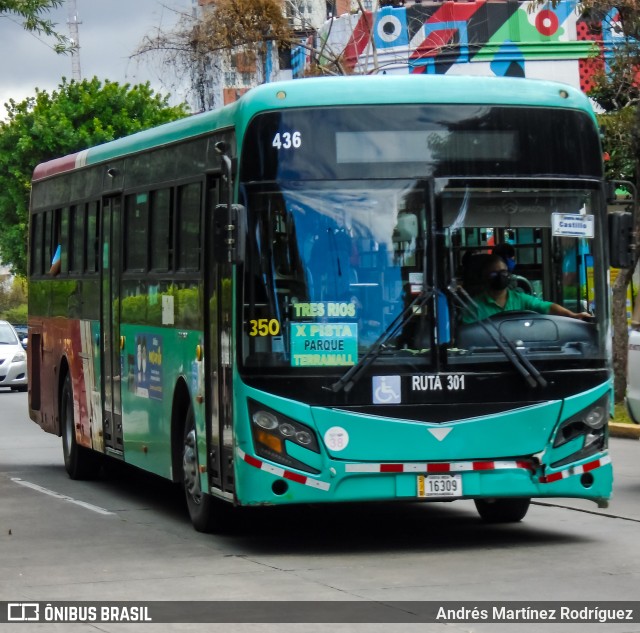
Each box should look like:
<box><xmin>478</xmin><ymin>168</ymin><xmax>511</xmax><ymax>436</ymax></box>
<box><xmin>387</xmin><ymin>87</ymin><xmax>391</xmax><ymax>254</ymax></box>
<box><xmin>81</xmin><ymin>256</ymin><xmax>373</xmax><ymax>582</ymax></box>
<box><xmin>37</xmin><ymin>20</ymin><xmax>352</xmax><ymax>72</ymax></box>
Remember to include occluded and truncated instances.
<box><xmin>272</xmin><ymin>131</ymin><xmax>302</xmax><ymax>150</ymax></box>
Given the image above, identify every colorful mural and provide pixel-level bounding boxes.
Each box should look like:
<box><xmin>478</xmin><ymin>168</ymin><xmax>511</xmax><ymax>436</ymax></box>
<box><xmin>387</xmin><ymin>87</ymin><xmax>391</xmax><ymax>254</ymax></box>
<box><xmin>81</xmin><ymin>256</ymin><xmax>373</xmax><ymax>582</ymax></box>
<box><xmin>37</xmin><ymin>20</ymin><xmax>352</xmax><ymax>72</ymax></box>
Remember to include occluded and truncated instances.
<box><xmin>315</xmin><ymin>1</ymin><xmax>624</xmax><ymax>94</ymax></box>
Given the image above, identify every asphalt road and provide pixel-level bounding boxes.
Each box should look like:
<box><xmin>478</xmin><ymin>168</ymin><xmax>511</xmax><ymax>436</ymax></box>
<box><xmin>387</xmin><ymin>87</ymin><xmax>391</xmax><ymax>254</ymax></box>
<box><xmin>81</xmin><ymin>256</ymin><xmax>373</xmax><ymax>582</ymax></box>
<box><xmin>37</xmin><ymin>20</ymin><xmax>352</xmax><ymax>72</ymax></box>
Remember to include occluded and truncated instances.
<box><xmin>1</xmin><ymin>389</ymin><xmax>639</xmax><ymax>633</ymax></box>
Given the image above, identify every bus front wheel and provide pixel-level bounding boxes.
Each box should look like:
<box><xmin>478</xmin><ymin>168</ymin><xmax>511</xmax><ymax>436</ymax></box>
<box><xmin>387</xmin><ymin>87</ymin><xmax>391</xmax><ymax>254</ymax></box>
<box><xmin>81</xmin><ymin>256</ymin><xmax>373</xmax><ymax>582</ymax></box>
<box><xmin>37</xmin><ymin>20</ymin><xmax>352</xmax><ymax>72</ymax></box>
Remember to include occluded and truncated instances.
<box><xmin>182</xmin><ymin>404</ymin><xmax>226</xmax><ymax>533</ymax></box>
<box><xmin>474</xmin><ymin>497</ymin><xmax>530</xmax><ymax>523</ymax></box>
<box><xmin>60</xmin><ymin>373</ymin><xmax>101</xmax><ymax>479</ymax></box>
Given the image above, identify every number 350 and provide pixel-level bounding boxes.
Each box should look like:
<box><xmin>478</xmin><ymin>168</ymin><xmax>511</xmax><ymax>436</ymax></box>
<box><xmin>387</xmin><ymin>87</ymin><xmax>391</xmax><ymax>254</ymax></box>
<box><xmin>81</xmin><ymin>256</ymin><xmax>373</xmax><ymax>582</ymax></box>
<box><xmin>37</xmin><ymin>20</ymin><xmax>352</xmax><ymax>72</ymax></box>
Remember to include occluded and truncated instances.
<box><xmin>249</xmin><ymin>319</ymin><xmax>281</xmax><ymax>337</ymax></box>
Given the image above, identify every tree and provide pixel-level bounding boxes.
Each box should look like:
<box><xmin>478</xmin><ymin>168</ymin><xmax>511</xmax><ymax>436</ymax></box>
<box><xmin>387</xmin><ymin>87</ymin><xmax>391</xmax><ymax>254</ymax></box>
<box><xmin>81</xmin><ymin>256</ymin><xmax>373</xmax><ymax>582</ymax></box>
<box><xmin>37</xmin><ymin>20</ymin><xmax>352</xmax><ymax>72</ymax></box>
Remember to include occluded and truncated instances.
<box><xmin>536</xmin><ymin>0</ymin><xmax>640</xmax><ymax>401</ymax></box>
<box><xmin>135</xmin><ymin>0</ymin><xmax>298</xmax><ymax>112</ymax></box>
<box><xmin>1</xmin><ymin>0</ymin><xmax>71</xmax><ymax>53</ymax></box>
<box><xmin>0</xmin><ymin>275</ymin><xmax>27</xmax><ymax>323</ymax></box>
<box><xmin>578</xmin><ymin>1</ymin><xmax>640</xmax><ymax>402</ymax></box>
<box><xmin>134</xmin><ymin>0</ymin><xmax>366</xmax><ymax>111</ymax></box>
<box><xmin>0</xmin><ymin>78</ymin><xmax>189</xmax><ymax>276</ymax></box>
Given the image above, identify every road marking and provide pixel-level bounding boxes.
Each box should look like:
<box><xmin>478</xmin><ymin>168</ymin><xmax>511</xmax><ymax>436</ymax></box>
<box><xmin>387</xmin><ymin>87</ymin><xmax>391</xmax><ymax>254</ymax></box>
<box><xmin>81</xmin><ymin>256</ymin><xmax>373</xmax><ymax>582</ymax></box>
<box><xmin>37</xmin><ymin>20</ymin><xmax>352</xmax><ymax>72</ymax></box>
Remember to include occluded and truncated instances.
<box><xmin>10</xmin><ymin>478</ymin><xmax>114</xmax><ymax>516</ymax></box>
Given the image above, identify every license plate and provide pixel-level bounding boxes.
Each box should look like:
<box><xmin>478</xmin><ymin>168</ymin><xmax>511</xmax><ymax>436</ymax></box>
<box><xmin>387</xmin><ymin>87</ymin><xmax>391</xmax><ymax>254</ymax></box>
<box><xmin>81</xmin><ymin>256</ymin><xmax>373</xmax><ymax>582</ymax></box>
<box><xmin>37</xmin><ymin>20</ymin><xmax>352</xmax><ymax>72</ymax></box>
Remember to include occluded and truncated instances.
<box><xmin>417</xmin><ymin>474</ymin><xmax>462</xmax><ymax>498</ymax></box>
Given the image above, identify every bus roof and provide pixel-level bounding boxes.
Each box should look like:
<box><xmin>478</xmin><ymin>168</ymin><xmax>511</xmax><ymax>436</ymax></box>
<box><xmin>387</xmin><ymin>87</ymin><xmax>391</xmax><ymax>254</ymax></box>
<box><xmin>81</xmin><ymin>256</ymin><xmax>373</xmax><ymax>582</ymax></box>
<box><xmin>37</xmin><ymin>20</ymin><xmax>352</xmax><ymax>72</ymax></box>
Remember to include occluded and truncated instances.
<box><xmin>32</xmin><ymin>75</ymin><xmax>594</xmax><ymax>182</ymax></box>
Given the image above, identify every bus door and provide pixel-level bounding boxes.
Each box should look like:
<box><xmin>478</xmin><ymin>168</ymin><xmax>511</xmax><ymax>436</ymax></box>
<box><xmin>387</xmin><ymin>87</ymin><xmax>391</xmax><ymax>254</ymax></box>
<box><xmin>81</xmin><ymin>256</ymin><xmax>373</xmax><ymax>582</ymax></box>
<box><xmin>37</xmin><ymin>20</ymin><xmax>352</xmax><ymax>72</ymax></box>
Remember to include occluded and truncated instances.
<box><xmin>100</xmin><ymin>195</ymin><xmax>123</xmax><ymax>456</ymax></box>
<box><xmin>204</xmin><ymin>175</ymin><xmax>234</xmax><ymax>492</ymax></box>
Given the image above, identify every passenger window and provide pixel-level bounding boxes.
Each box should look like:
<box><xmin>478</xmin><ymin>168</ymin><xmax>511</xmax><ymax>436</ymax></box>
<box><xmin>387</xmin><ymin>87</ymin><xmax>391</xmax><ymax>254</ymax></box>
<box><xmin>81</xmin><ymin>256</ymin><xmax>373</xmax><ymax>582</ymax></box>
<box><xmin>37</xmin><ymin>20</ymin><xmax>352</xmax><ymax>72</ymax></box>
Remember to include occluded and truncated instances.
<box><xmin>86</xmin><ymin>202</ymin><xmax>99</xmax><ymax>273</ymax></box>
<box><xmin>31</xmin><ymin>213</ymin><xmax>44</xmax><ymax>276</ymax></box>
<box><xmin>69</xmin><ymin>205</ymin><xmax>85</xmax><ymax>273</ymax></box>
<box><xmin>177</xmin><ymin>183</ymin><xmax>201</xmax><ymax>271</ymax></box>
<box><xmin>125</xmin><ymin>193</ymin><xmax>149</xmax><ymax>271</ymax></box>
<box><xmin>150</xmin><ymin>189</ymin><xmax>172</xmax><ymax>272</ymax></box>
<box><xmin>61</xmin><ymin>207</ymin><xmax>70</xmax><ymax>274</ymax></box>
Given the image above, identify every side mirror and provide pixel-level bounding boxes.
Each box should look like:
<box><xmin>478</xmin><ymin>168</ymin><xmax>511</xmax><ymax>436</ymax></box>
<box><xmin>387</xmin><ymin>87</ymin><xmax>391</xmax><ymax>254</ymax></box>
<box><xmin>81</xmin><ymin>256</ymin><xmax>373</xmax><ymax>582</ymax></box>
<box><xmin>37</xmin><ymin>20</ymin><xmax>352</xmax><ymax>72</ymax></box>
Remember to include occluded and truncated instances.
<box><xmin>608</xmin><ymin>211</ymin><xmax>634</xmax><ymax>269</ymax></box>
<box><xmin>214</xmin><ymin>204</ymin><xmax>246</xmax><ymax>264</ymax></box>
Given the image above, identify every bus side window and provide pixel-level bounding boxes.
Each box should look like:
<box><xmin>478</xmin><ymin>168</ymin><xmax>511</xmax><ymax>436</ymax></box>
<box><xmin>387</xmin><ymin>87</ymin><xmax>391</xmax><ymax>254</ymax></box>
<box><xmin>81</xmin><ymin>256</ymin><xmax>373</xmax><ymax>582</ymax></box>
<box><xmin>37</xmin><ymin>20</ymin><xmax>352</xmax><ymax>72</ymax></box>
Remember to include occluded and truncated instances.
<box><xmin>31</xmin><ymin>212</ymin><xmax>44</xmax><ymax>276</ymax></box>
<box><xmin>43</xmin><ymin>209</ymin><xmax>53</xmax><ymax>274</ymax></box>
<box><xmin>86</xmin><ymin>202</ymin><xmax>99</xmax><ymax>274</ymax></box>
<box><xmin>60</xmin><ymin>206</ymin><xmax>70</xmax><ymax>275</ymax></box>
<box><xmin>150</xmin><ymin>189</ymin><xmax>172</xmax><ymax>272</ymax></box>
<box><xmin>125</xmin><ymin>193</ymin><xmax>150</xmax><ymax>272</ymax></box>
<box><xmin>177</xmin><ymin>183</ymin><xmax>201</xmax><ymax>272</ymax></box>
<box><xmin>69</xmin><ymin>205</ymin><xmax>85</xmax><ymax>273</ymax></box>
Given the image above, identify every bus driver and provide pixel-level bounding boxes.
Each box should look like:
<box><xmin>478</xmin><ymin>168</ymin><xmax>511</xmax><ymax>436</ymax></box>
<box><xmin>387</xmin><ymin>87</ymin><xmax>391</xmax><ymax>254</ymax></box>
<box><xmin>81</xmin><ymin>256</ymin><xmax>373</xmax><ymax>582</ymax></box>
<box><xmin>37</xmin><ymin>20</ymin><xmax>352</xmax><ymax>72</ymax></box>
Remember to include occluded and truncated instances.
<box><xmin>462</xmin><ymin>255</ymin><xmax>591</xmax><ymax>324</ymax></box>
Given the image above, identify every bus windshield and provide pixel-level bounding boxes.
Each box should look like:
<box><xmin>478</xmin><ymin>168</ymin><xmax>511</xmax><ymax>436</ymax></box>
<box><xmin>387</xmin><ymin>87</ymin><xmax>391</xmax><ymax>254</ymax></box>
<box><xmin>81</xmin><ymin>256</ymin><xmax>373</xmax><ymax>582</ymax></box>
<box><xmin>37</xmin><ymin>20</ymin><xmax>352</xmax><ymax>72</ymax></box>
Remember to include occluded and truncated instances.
<box><xmin>241</xmin><ymin>179</ymin><xmax>606</xmax><ymax>373</ymax></box>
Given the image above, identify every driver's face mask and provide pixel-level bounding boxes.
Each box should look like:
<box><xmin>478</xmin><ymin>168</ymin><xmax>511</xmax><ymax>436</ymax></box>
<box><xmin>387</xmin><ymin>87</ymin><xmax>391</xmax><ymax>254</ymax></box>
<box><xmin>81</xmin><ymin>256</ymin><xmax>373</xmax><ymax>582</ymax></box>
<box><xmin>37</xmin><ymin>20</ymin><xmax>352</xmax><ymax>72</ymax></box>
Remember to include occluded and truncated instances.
<box><xmin>488</xmin><ymin>269</ymin><xmax>512</xmax><ymax>291</ymax></box>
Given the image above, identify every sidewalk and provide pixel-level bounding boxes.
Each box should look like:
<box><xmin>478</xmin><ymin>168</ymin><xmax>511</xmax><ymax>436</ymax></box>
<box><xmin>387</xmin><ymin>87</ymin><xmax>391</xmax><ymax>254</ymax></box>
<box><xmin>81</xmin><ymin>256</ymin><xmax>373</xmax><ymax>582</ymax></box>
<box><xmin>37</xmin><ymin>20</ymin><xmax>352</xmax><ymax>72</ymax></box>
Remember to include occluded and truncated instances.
<box><xmin>609</xmin><ymin>422</ymin><xmax>640</xmax><ymax>439</ymax></box>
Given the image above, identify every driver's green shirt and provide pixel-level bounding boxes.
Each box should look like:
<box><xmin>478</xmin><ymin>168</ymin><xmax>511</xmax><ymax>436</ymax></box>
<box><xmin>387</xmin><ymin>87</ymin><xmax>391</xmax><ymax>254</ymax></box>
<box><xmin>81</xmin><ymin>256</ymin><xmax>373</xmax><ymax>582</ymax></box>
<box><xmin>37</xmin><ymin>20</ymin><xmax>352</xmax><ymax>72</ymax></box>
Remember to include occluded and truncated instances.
<box><xmin>462</xmin><ymin>290</ymin><xmax>553</xmax><ymax>324</ymax></box>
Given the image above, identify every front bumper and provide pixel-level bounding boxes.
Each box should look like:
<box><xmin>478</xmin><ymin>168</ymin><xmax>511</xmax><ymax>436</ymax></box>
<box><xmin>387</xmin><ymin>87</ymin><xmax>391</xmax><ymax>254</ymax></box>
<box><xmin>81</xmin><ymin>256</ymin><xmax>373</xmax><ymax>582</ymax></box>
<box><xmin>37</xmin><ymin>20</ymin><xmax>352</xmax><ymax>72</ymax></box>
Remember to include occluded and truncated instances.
<box><xmin>0</xmin><ymin>358</ymin><xmax>27</xmax><ymax>388</ymax></box>
<box><xmin>233</xmin><ymin>449</ymin><xmax>612</xmax><ymax>508</ymax></box>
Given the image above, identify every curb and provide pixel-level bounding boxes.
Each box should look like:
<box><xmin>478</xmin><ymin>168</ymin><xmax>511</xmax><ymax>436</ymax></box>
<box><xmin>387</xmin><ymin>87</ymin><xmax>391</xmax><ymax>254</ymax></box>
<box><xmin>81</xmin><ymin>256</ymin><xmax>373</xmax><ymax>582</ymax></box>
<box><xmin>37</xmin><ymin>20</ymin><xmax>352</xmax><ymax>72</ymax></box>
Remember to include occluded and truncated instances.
<box><xmin>609</xmin><ymin>422</ymin><xmax>640</xmax><ymax>440</ymax></box>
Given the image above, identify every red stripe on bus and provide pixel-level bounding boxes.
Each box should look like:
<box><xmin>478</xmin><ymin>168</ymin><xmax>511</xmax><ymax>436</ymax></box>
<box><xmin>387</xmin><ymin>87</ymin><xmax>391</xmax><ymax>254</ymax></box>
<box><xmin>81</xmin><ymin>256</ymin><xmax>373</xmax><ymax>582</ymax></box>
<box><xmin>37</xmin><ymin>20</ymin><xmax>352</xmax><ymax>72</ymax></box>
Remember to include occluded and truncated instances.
<box><xmin>582</xmin><ymin>460</ymin><xmax>600</xmax><ymax>473</ymax></box>
<box><xmin>380</xmin><ymin>464</ymin><xmax>404</xmax><ymax>473</ymax></box>
<box><xmin>540</xmin><ymin>472</ymin><xmax>563</xmax><ymax>483</ymax></box>
<box><xmin>32</xmin><ymin>153</ymin><xmax>80</xmax><ymax>181</ymax></box>
<box><xmin>472</xmin><ymin>462</ymin><xmax>495</xmax><ymax>471</ymax></box>
<box><xmin>427</xmin><ymin>463</ymin><xmax>451</xmax><ymax>473</ymax></box>
<box><xmin>244</xmin><ymin>454</ymin><xmax>262</xmax><ymax>469</ymax></box>
<box><xmin>283</xmin><ymin>470</ymin><xmax>307</xmax><ymax>485</ymax></box>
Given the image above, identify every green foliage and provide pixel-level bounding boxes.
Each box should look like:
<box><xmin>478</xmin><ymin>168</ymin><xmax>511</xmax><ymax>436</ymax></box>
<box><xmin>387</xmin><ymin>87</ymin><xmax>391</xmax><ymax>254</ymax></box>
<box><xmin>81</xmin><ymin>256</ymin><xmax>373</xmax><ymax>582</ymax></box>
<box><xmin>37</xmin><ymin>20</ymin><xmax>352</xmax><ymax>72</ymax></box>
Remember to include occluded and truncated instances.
<box><xmin>597</xmin><ymin>107</ymin><xmax>638</xmax><ymax>182</ymax></box>
<box><xmin>0</xmin><ymin>275</ymin><xmax>27</xmax><ymax>321</ymax></box>
<box><xmin>1</xmin><ymin>0</ymin><xmax>70</xmax><ymax>53</ymax></box>
<box><xmin>4</xmin><ymin>304</ymin><xmax>28</xmax><ymax>324</ymax></box>
<box><xmin>121</xmin><ymin>285</ymin><xmax>201</xmax><ymax>329</ymax></box>
<box><xmin>0</xmin><ymin>78</ymin><xmax>189</xmax><ymax>275</ymax></box>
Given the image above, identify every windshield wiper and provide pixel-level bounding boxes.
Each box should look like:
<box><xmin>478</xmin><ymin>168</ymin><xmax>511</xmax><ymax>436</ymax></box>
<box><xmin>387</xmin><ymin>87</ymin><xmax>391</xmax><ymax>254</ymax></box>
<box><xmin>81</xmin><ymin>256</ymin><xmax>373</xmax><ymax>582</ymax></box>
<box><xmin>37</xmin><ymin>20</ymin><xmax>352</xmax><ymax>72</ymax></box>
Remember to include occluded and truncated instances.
<box><xmin>448</xmin><ymin>281</ymin><xmax>547</xmax><ymax>389</ymax></box>
<box><xmin>327</xmin><ymin>287</ymin><xmax>435</xmax><ymax>394</ymax></box>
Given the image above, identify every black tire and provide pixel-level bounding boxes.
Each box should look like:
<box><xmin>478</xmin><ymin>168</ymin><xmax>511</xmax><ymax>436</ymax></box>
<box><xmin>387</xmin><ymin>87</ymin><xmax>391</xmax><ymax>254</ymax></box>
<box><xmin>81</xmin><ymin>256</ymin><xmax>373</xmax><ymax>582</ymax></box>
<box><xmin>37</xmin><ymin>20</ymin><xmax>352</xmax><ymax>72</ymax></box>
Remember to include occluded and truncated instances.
<box><xmin>60</xmin><ymin>373</ymin><xmax>101</xmax><ymax>479</ymax></box>
<box><xmin>182</xmin><ymin>404</ymin><xmax>229</xmax><ymax>533</ymax></box>
<box><xmin>474</xmin><ymin>498</ymin><xmax>531</xmax><ymax>523</ymax></box>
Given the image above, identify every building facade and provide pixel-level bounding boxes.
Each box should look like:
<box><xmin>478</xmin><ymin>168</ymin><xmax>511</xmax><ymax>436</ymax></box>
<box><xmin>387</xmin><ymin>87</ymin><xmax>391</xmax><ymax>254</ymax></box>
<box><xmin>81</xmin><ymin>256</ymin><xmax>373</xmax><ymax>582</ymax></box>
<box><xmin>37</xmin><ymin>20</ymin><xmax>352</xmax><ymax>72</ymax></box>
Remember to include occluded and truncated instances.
<box><xmin>316</xmin><ymin>0</ymin><xmax>623</xmax><ymax>94</ymax></box>
<box><xmin>196</xmin><ymin>0</ymin><xmax>625</xmax><ymax>108</ymax></box>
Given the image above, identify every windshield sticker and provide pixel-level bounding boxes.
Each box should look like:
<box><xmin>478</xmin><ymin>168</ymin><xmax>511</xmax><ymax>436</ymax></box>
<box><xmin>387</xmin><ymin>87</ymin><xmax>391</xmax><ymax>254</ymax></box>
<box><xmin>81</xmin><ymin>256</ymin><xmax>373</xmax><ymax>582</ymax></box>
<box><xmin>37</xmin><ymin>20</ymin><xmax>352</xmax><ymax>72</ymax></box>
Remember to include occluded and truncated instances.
<box><xmin>372</xmin><ymin>375</ymin><xmax>402</xmax><ymax>404</ymax></box>
<box><xmin>291</xmin><ymin>301</ymin><xmax>357</xmax><ymax>319</ymax></box>
<box><xmin>408</xmin><ymin>272</ymin><xmax>423</xmax><ymax>295</ymax></box>
<box><xmin>324</xmin><ymin>426</ymin><xmax>349</xmax><ymax>452</ymax></box>
<box><xmin>552</xmin><ymin>213</ymin><xmax>594</xmax><ymax>238</ymax></box>
<box><xmin>290</xmin><ymin>323</ymin><xmax>357</xmax><ymax>366</ymax></box>
<box><xmin>134</xmin><ymin>334</ymin><xmax>163</xmax><ymax>401</ymax></box>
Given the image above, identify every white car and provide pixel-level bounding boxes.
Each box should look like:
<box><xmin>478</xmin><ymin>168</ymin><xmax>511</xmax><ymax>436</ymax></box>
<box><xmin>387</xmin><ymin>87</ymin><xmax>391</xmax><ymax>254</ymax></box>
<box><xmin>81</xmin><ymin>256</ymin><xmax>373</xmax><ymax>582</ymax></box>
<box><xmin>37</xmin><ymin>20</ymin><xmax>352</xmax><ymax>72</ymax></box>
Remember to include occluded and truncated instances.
<box><xmin>0</xmin><ymin>320</ymin><xmax>28</xmax><ymax>392</ymax></box>
<box><xmin>626</xmin><ymin>328</ymin><xmax>640</xmax><ymax>423</ymax></box>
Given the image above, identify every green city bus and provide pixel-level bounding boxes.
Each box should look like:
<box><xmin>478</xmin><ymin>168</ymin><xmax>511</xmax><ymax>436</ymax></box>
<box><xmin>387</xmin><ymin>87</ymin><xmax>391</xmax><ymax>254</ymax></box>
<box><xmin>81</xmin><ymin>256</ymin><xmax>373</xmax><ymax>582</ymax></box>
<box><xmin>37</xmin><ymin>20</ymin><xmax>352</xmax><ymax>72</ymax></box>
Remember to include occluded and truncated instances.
<box><xmin>28</xmin><ymin>75</ymin><xmax>625</xmax><ymax>531</ymax></box>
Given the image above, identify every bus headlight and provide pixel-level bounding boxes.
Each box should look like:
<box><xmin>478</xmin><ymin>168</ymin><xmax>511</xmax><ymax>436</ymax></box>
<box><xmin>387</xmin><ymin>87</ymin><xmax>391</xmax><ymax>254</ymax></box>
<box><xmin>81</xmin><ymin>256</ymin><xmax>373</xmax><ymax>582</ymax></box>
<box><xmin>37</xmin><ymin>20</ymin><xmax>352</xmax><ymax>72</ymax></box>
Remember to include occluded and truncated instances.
<box><xmin>253</xmin><ymin>410</ymin><xmax>279</xmax><ymax>430</ymax></box>
<box><xmin>295</xmin><ymin>431</ymin><xmax>313</xmax><ymax>446</ymax></box>
<box><xmin>278</xmin><ymin>423</ymin><xmax>296</xmax><ymax>437</ymax></box>
<box><xmin>551</xmin><ymin>394</ymin><xmax>609</xmax><ymax>468</ymax></box>
<box><xmin>584</xmin><ymin>405</ymin><xmax>607</xmax><ymax>429</ymax></box>
<box><xmin>248</xmin><ymin>400</ymin><xmax>320</xmax><ymax>474</ymax></box>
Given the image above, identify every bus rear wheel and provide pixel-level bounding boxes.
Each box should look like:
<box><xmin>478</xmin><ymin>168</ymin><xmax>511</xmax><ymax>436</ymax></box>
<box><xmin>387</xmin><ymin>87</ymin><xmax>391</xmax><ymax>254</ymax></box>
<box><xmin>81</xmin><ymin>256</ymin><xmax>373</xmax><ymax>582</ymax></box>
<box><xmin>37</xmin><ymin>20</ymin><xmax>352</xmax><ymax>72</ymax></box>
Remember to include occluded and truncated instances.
<box><xmin>60</xmin><ymin>373</ymin><xmax>101</xmax><ymax>479</ymax></box>
<box><xmin>474</xmin><ymin>498</ymin><xmax>530</xmax><ymax>523</ymax></box>
<box><xmin>182</xmin><ymin>404</ymin><xmax>227</xmax><ymax>533</ymax></box>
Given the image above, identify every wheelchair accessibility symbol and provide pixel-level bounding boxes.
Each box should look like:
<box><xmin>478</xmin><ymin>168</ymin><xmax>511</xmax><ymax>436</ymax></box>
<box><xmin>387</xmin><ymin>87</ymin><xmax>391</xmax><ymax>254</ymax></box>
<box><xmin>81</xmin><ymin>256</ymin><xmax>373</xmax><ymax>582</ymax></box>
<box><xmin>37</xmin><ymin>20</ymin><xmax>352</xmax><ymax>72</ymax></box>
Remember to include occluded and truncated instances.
<box><xmin>372</xmin><ymin>375</ymin><xmax>401</xmax><ymax>404</ymax></box>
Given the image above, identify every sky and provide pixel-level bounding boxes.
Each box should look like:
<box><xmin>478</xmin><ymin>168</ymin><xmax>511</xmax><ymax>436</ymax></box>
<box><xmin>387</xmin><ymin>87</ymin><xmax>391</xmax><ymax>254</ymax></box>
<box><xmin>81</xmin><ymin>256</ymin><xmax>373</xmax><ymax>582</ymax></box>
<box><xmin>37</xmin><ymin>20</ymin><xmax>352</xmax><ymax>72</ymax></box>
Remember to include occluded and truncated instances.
<box><xmin>0</xmin><ymin>0</ymin><xmax>195</xmax><ymax>118</ymax></box>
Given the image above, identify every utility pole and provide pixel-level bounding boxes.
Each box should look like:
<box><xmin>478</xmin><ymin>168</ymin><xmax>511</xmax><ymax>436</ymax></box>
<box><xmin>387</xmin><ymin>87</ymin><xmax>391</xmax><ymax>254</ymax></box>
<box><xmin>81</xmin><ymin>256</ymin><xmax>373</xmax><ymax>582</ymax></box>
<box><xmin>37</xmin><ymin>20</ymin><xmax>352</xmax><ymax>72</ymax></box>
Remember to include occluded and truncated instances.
<box><xmin>67</xmin><ymin>0</ymin><xmax>82</xmax><ymax>81</ymax></box>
